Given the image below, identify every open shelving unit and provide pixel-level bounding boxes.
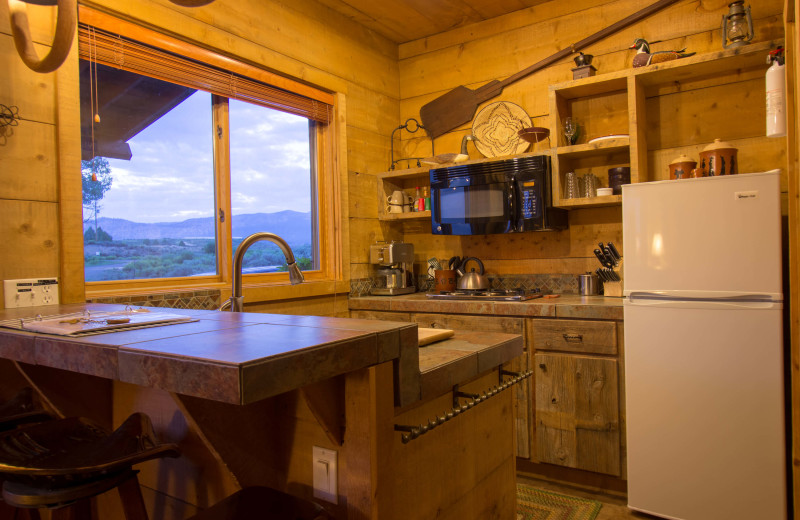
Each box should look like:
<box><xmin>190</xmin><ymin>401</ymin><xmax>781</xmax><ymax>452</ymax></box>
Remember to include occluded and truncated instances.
<box><xmin>377</xmin><ymin>39</ymin><xmax>784</xmax><ymax>218</ymax></box>
<box><xmin>548</xmin><ymin>39</ymin><xmax>783</xmax><ymax>209</ymax></box>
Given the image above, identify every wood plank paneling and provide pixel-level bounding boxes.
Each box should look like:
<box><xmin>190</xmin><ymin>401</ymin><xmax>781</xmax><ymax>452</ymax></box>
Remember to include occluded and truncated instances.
<box><xmin>0</xmin><ymin>200</ymin><xmax>60</xmax><ymax>284</ymax></box>
<box><xmin>387</xmin><ymin>0</ymin><xmax>784</xmax><ymax>290</ymax></box>
<box><xmin>0</xmin><ymin>37</ymin><xmax>56</xmax><ymax>124</ymax></box>
<box><xmin>0</xmin><ymin>118</ymin><xmax>58</xmax><ymax>202</ymax></box>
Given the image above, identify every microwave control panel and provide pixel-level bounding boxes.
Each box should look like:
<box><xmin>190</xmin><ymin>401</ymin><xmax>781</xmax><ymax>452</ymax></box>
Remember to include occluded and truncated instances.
<box><xmin>520</xmin><ymin>181</ymin><xmax>542</xmax><ymax>219</ymax></box>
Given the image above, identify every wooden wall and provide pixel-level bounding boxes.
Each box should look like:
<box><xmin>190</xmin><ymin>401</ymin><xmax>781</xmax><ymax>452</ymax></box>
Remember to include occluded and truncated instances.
<box><xmin>0</xmin><ymin>0</ymin><xmax>401</xmax><ymax>316</ymax></box>
<box><xmin>0</xmin><ymin>4</ymin><xmax>65</xmax><ymax>301</ymax></box>
<box><xmin>346</xmin><ymin>0</ymin><xmax>787</xmax><ymax>281</ymax></box>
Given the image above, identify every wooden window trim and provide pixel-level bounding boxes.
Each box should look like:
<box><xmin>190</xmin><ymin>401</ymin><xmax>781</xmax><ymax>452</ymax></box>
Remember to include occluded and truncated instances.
<box><xmin>79</xmin><ymin>8</ymin><xmax>343</xmax><ymax>299</ymax></box>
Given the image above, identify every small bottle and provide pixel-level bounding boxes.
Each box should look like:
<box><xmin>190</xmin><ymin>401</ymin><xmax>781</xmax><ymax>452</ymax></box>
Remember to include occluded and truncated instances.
<box><xmin>415</xmin><ymin>186</ymin><xmax>423</xmax><ymax>212</ymax></box>
<box><xmin>423</xmin><ymin>186</ymin><xmax>431</xmax><ymax>211</ymax></box>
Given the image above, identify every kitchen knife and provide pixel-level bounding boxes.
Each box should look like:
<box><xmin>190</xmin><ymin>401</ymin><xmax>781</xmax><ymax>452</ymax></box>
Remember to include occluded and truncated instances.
<box><xmin>594</xmin><ymin>248</ymin><xmax>613</xmax><ymax>268</ymax></box>
<box><xmin>607</xmin><ymin>242</ymin><xmax>621</xmax><ymax>262</ymax></box>
<box><xmin>598</xmin><ymin>242</ymin><xmax>615</xmax><ymax>266</ymax></box>
<box><xmin>602</xmin><ymin>245</ymin><xmax>617</xmax><ymax>266</ymax></box>
<box><xmin>595</xmin><ymin>268</ymin><xmax>608</xmax><ymax>282</ymax></box>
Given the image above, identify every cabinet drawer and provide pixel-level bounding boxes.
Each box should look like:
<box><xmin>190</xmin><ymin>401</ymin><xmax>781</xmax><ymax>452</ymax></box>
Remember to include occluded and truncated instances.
<box><xmin>531</xmin><ymin>319</ymin><xmax>616</xmax><ymax>355</ymax></box>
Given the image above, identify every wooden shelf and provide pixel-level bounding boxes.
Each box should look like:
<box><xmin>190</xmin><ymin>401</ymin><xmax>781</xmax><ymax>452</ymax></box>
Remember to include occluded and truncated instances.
<box><xmin>381</xmin><ymin>210</ymin><xmax>430</xmax><ymax>221</ymax></box>
<box><xmin>555</xmin><ymin>138</ymin><xmax>629</xmax><ymax>158</ymax></box>
<box><xmin>634</xmin><ymin>40</ymin><xmax>779</xmax><ymax>91</ymax></box>
<box><xmin>548</xmin><ymin>39</ymin><xmax>784</xmax><ymax>210</ymax></box>
<box><xmin>557</xmin><ymin>195</ymin><xmax>622</xmax><ymax>209</ymax></box>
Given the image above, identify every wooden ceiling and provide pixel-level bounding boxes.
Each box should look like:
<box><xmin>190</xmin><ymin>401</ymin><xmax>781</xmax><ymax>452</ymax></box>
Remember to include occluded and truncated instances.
<box><xmin>313</xmin><ymin>0</ymin><xmax>553</xmax><ymax>43</ymax></box>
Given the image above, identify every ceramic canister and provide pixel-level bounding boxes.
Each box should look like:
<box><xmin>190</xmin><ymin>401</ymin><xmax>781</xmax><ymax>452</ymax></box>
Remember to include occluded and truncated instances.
<box><xmin>699</xmin><ymin>138</ymin><xmax>738</xmax><ymax>177</ymax></box>
<box><xmin>668</xmin><ymin>154</ymin><xmax>698</xmax><ymax>180</ymax></box>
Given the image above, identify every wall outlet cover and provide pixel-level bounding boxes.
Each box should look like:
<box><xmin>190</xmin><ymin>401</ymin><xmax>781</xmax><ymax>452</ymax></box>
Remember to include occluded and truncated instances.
<box><xmin>3</xmin><ymin>278</ymin><xmax>59</xmax><ymax>308</ymax></box>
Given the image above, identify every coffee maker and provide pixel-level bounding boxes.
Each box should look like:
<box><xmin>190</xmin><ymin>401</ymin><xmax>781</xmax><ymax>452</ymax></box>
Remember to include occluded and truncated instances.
<box><xmin>369</xmin><ymin>241</ymin><xmax>415</xmax><ymax>295</ymax></box>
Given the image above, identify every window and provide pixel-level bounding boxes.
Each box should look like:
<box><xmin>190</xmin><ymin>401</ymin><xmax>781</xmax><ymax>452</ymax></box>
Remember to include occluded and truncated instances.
<box><xmin>77</xmin><ymin>8</ymin><xmax>338</xmax><ymax>293</ymax></box>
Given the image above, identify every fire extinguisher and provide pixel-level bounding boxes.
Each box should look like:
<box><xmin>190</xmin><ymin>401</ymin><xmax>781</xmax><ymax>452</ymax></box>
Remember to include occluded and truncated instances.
<box><xmin>766</xmin><ymin>46</ymin><xmax>786</xmax><ymax>138</ymax></box>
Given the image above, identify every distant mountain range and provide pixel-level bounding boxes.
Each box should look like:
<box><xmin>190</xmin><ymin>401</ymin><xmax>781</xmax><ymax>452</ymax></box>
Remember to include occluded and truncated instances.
<box><xmin>85</xmin><ymin>210</ymin><xmax>312</xmax><ymax>245</ymax></box>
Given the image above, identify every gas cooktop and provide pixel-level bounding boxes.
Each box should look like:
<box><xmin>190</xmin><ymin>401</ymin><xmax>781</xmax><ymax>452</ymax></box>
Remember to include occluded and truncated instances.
<box><xmin>426</xmin><ymin>288</ymin><xmax>542</xmax><ymax>301</ymax></box>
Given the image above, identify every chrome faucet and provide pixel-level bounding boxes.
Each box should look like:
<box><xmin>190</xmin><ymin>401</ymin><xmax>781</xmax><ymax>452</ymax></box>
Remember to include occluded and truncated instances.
<box><xmin>220</xmin><ymin>232</ymin><xmax>305</xmax><ymax>312</ymax></box>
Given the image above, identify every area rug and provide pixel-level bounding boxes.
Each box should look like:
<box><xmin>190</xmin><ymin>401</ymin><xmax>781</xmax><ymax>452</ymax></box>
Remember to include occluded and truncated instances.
<box><xmin>517</xmin><ymin>483</ymin><xmax>602</xmax><ymax>520</ymax></box>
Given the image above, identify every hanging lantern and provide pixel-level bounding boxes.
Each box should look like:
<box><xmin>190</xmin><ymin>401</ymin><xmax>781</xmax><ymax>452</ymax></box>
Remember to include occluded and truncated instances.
<box><xmin>721</xmin><ymin>1</ymin><xmax>754</xmax><ymax>49</ymax></box>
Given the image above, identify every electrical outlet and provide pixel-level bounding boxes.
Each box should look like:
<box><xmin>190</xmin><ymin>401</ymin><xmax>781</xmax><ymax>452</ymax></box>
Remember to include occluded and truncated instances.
<box><xmin>312</xmin><ymin>446</ymin><xmax>338</xmax><ymax>504</ymax></box>
<box><xmin>3</xmin><ymin>278</ymin><xmax>59</xmax><ymax>308</ymax></box>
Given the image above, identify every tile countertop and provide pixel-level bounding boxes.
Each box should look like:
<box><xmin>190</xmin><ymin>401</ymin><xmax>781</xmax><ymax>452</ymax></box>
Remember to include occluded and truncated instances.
<box><xmin>0</xmin><ymin>303</ymin><xmax>523</xmax><ymax>407</ymax></box>
<box><xmin>349</xmin><ymin>293</ymin><xmax>624</xmax><ymax>321</ymax></box>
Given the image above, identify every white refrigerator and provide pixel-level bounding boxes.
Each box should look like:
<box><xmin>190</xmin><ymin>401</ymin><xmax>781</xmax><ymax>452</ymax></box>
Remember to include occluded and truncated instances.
<box><xmin>622</xmin><ymin>170</ymin><xmax>787</xmax><ymax>520</ymax></box>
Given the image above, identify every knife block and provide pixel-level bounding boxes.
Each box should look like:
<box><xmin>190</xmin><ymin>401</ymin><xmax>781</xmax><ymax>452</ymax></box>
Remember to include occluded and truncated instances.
<box><xmin>602</xmin><ymin>260</ymin><xmax>624</xmax><ymax>297</ymax></box>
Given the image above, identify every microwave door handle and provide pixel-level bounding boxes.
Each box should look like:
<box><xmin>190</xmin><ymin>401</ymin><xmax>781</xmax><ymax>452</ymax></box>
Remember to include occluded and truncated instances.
<box><xmin>508</xmin><ymin>180</ymin><xmax>518</xmax><ymax>231</ymax></box>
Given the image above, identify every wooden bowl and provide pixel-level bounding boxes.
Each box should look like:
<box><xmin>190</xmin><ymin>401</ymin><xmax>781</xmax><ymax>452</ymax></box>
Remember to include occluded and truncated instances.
<box><xmin>517</xmin><ymin>127</ymin><xmax>550</xmax><ymax>144</ymax></box>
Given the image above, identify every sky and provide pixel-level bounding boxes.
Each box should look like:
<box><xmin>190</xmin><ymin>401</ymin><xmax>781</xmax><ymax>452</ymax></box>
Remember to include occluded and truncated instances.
<box><xmin>99</xmin><ymin>91</ymin><xmax>312</xmax><ymax>224</ymax></box>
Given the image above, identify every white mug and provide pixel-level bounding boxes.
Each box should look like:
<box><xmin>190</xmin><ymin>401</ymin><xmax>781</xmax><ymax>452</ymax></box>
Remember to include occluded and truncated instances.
<box><xmin>387</xmin><ymin>190</ymin><xmax>406</xmax><ymax>205</ymax></box>
<box><xmin>387</xmin><ymin>204</ymin><xmax>403</xmax><ymax>214</ymax></box>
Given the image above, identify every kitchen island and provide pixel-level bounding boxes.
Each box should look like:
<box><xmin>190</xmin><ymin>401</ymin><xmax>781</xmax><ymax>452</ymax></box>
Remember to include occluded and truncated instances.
<box><xmin>0</xmin><ymin>304</ymin><xmax>524</xmax><ymax>519</ymax></box>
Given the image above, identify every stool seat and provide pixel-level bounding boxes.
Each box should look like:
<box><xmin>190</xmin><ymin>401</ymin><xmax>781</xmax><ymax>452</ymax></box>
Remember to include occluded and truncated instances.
<box><xmin>0</xmin><ymin>413</ymin><xmax>179</xmax><ymax>519</ymax></box>
<box><xmin>0</xmin><ymin>412</ymin><xmax>179</xmax><ymax>484</ymax></box>
<box><xmin>3</xmin><ymin>469</ymin><xmax>138</xmax><ymax>509</ymax></box>
<box><xmin>190</xmin><ymin>486</ymin><xmax>330</xmax><ymax>520</ymax></box>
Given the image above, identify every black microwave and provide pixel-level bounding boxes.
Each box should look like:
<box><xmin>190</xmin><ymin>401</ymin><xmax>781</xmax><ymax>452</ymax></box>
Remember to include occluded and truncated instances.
<box><xmin>429</xmin><ymin>155</ymin><xmax>567</xmax><ymax>235</ymax></box>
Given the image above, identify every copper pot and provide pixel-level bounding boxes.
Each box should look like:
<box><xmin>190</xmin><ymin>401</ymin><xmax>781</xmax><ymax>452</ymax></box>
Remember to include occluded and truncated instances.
<box><xmin>699</xmin><ymin>139</ymin><xmax>738</xmax><ymax>176</ymax></box>
<box><xmin>668</xmin><ymin>155</ymin><xmax>697</xmax><ymax>180</ymax></box>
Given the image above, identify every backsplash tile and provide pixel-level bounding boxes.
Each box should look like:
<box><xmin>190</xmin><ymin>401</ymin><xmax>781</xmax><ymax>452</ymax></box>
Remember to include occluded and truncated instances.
<box><xmin>351</xmin><ymin>272</ymin><xmax>579</xmax><ymax>296</ymax></box>
<box><xmin>87</xmin><ymin>289</ymin><xmax>221</xmax><ymax>310</ymax></box>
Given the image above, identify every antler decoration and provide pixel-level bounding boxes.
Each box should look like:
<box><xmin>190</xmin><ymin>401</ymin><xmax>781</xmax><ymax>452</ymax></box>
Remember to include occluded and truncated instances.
<box><xmin>8</xmin><ymin>0</ymin><xmax>76</xmax><ymax>73</ymax></box>
<box><xmin>8</xmin><ymin>0</ymin><xmax>215</xmax><ymax>74</ymax></box>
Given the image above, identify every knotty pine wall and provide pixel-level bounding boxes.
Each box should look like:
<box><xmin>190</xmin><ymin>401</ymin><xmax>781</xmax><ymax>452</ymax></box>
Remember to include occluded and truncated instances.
<box><xmin>348</xmin><ymin>0</ymin><xmax>787</xmax><ymax>281</ymax></box>
<box><xmin>0</xmin><ymin>0</ymin><xmax>402</xmax><ymax>315</ymax></box>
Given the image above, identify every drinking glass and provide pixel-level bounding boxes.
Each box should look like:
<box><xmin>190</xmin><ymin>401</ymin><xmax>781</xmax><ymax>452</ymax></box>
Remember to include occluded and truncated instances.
<box><xmin>563</xmin><ymin>117</ymin><xmax>578</xmax><ymax>145</ymax></box>
<box><xmin>564</xmin><ymin>171</ymin><xmax>579</xmax><ymax>199</ymax></box>
<box><xmin>583</xmin><ymin>173</ymin><xmax>597</xmax><ymax>197</ymax></box>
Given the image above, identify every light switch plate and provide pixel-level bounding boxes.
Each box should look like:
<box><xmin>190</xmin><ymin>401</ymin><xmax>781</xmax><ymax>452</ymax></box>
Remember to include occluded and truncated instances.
<box><xmin>3</xmin><ymin>278</ymin><xmax>59</xmax><ymax>308</ymax></box>
<box><xmin>312</xmin><ymin>446</ymin><xmax>338</xmax><ymax>504</ymax></box>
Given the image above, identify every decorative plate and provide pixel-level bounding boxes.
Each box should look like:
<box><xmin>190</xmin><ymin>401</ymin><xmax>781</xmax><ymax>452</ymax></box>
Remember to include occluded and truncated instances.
<box><xmin>471</xmin><ymin>101</ymin><xmax>532</xmax><ymax>158</ymax></box>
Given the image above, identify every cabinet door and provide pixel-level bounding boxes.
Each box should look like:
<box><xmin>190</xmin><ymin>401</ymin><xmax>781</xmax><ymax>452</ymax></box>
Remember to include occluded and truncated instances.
<box><xmin>534</xmin><ymin>352</ymin><xmax>620</xmax><ymax>476</ymax></box>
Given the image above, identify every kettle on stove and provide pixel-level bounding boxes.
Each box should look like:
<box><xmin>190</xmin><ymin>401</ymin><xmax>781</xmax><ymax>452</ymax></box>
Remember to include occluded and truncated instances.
<box><xmin>456</xmin><ymin>257</ymin><xmax>489</xmax><ymax>290</ymax></box>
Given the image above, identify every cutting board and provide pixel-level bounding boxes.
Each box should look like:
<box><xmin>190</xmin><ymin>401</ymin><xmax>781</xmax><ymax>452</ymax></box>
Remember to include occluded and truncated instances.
<box><xmin>418</xmin><ymin>328</ymin><xmax>455</xmax><ymax>347</ymax></box>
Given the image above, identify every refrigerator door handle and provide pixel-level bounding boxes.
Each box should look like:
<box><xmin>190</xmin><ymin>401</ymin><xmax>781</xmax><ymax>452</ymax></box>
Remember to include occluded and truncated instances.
<box><xmin>627</xmin><ymin>292</ymin><xmax>782</xmax><ymax>310</ymax></box>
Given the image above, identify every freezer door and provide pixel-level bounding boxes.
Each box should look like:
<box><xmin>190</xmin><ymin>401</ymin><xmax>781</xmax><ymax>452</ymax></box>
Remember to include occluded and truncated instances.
<box><xmin>622</xmin><ymin>171</ymin><xmax>782</xmax><ymax>299</ymax></box>
<box><xmin>624</xmin><ymin>301</ymin><xmax>786</xmax><ymax>520</ymax></box>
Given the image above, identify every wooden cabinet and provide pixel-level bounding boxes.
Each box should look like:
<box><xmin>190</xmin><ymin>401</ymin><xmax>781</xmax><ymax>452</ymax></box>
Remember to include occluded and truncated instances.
<box><xmin>351</xmin><ymin>308</ymin><xmax>625</xmax><ymax>476</ymax></box>
<box><xmin>531</xmin><ymin>318</ymin><xmax>622</xmax><ymax>476</ymax></box>
<box><xmin>534</xmin><ymin>353</ymin><xmax>620</xmax><ymax>476</ymax></box>
<box><xmin>548</xmin><ymin>39</ymin><xmax>783</xmax><ymax>210</ymax></box>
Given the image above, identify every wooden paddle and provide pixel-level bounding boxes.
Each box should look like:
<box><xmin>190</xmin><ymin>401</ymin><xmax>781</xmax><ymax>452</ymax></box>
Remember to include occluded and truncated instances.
<box><xmin>419</xmin><ymin>0</ymin><xmax>681</xmax><ymax>139</ymax></box>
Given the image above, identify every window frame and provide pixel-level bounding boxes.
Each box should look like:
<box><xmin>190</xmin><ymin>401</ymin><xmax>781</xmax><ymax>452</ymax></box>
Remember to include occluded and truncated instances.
<box><xmin>77</xmin><ymin>6</ymin><xmax>342</xmax><ymax>297</ymax></box>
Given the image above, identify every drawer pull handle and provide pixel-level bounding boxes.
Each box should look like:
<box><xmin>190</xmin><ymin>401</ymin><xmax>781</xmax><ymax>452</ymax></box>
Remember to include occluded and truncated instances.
<box><xmin>562</xmin><ymin>333</ymin><xmax>583</xmax><ymax>343</ymax></box>
<box><xmin>538</xmin><ymin>363</ymin><xmax>546</xmax><ymax>371</ymax></box>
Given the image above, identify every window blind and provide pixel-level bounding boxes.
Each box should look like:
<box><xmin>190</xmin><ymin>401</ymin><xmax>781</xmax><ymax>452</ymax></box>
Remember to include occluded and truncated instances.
<box><xmin>78</xmin><ymin>23</ymin><xmax>332</xmax><ymax>124</ymax></box>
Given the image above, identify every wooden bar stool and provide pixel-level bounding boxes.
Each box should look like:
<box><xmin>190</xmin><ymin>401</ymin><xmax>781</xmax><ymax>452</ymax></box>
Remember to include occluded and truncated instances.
<box><xmin>0</xmin><ymin>387</ymin><xmax>55</xmax><ymax>520</ymax></box>
<box><xmin>189</xmin><ymin>486</ymin><xmax>331</xmax><ymax>520</ymax></box>
<box><xmin>0</xmin><ymin>412</ymin><xmax>179</xmax><ymax>520</ymax></box>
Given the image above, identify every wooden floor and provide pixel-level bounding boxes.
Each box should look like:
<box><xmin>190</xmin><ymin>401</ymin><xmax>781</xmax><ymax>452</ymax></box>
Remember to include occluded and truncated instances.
<box><xmin>516</xmin><ymin>475</ymin><xmax>661</xmax><ymax>520</ymax></box>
